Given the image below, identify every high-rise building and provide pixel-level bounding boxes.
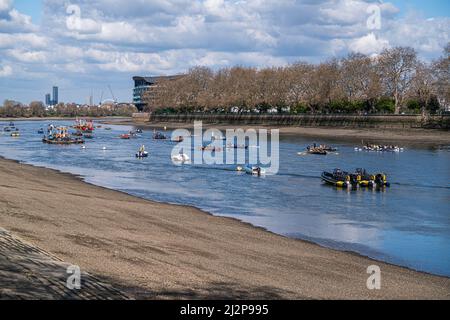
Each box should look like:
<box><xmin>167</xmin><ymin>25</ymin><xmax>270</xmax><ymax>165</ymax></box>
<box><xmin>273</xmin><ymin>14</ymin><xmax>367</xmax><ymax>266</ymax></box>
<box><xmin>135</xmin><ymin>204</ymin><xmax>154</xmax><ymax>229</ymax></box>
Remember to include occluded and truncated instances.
<box><xmin>45</xmin><ymin>93</ymin><xmax>51</xmax><ymax>106</ymax></box>
<box><xmin>52</xmin><ymin>86</ymin><xmax>59</xmax><ymax>105</ymax></box>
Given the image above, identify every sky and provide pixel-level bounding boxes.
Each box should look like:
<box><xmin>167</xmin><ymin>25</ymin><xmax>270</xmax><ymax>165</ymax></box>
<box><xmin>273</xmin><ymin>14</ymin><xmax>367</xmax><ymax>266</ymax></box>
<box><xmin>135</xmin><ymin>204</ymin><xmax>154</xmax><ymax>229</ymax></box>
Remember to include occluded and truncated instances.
<box><xmin>0</xmin><ymin>0</ymin><xmax>449</xmax><ymax>104</ymax></box>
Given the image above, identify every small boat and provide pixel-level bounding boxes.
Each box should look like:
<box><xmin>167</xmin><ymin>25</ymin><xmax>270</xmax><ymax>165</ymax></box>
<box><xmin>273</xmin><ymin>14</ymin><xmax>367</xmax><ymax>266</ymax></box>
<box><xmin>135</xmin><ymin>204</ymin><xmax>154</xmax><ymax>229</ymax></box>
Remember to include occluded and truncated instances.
<box><xmin>43</xmin><ymin>126</ymin><xmax>84</xmax><ymax>144</ymax></box>
<box><xmin>200</xmin><ymin>146</ymin><xmax>222</xmax><ymax>152</ymax></box>
<box><xmin>354</xmin><ymin>168</ymin><xmax>390</xmax><ymax>188</ymax></box>
<box><xmin>3</xmin><ymin>127</ymin><xmax>11</xmax><ymax>132</ymax></box>
<box><xmin>136</xmin><ymin>145</ymin><xmax>148</xmax><ymax>158</ymax></box>
<box><xmin>153</xmin><ymin>132</ymin><xmax>167</xmax><ymax>140</ymax></box>
<box><xmin>172</xmin><ymin>153</ymin><xmax>190</xmax><ymax>162</ymax></box>
<box><xmin>319</xmin><ymin>145</ymin><xmax>338</xmax><ymax>152</ymax></box>
<box><xmin>322</xmin><ymin>168</ymin><xmax>390</xmax><ymax>188</ymax></box>
<box><xmin>358</xmin><ymin>144</ymin><xmax>404</xmax><ymax>153</ymax></box>
<box><xmin>9</xmin><ymin>122</ymin><xmax>14</xmax><ymax>127</ymax></box>
<box><xmin>43</xmin><ymin>138</ymin><xmax>84</xmax><ymax>145</ymax></box>
<box><xmin>104</xmin><ymin>127</ymin><xmax>112</xmax><ymax>131</ymax></box>
<box><xmin>74</xmin><ymin>119</ymin><xmax>95</xmax><ymax>132</ymax></box>
<box><xmin>38</xmin><ymin>128</ymin><xmax>44</xmax><ymax>134</ymax></box>
<box><xmin>307</xmin><ymin>148</ymin><xmax>327</xmax><ymax>155</ymax></box>
<box><xmin>305</xmin><ymin>146</ymin><xmax>327</xmax><ymax>155</ymax></box>
<box><xmin>136</xmin><ymin>151</ymin><xmax>149</xmax><ymax>158</ymax></box>
<box><xmin>243</xmin><ymin>165</ymin><xmax>265</xmax><ymax>176</ymax></box>
<box><xmin>129</xmin><ymin>131</ymin><xmax>139</xmax><ymax>138</ymax></box>
<box><xmin>120</xmin><ymin>134</ymin><xmax>131</xmax><ymax>139</ymax></box>
<box><xmin>321</xmin><ymin>169</ymin><xmax>355</xmax><ymax>188</ymax></box>
<box><xmin>135</xmin><ymin>129</ymin><xmax>143</xmax><ymax>134</ymax></box>
<box><xmin>11</xmin><ymin>132</ymin><xmax>20</xmax><ymax>137</ymax></box>
<box><xmin>172</xmin><ymin>136</ymin><xmax>184</xmax><ymax>142</ymax></box>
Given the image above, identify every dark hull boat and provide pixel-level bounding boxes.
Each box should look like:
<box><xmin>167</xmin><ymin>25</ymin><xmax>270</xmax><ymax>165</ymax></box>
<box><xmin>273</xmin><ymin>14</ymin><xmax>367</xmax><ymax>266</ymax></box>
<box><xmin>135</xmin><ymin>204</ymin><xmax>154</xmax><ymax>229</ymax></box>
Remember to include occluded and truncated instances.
<box><xmin>136</xmin><ymin>151</ymin><xmax>149</xmax><ymax>158</ymax></box>
<box><xmin>308</xmin><ymin>149</ymin><xmax>327</xmax><ymax>155</ymax></box>
<box><xmin>153</xmin><ymin>132</ymin><xmax>167</xmax><ymax>140</ymax></box>
<box><xmin>322</xmin><ymin>168</ymin><xmax>390</xmax><ymax>188</ymax></box>
<box><xmin>321</xmin><ymin>170</ymin><xmax>354</xmax><ymax>188</ymax></box>
<box><xmin>43</xmin><ymin>138</ymin><xmax>85</xmax><ymax>145</ymax></box>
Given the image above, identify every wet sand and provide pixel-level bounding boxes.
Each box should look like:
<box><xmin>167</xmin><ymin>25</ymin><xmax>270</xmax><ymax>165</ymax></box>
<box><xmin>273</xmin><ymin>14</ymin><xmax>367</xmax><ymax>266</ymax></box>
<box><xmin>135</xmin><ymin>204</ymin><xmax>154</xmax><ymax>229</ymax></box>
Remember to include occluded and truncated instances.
<box><xmin>104</xmin><ymin>119</ymin><xmax>450</xmax><ymax>145</ymax></box>
<box><xmin>0</xmin><ymin>157</ymin><xmax>449</xmax><ymax>299</ymax></box>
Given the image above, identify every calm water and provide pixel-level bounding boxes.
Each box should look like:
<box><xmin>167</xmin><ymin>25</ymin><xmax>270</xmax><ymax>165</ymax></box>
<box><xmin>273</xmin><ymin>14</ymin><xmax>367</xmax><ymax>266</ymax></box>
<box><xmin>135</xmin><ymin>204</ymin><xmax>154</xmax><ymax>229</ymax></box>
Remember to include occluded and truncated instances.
<box><xmin>1</xmin><ymin>120</ymin><xmax>449</xmax><ymax>277</ymax></box>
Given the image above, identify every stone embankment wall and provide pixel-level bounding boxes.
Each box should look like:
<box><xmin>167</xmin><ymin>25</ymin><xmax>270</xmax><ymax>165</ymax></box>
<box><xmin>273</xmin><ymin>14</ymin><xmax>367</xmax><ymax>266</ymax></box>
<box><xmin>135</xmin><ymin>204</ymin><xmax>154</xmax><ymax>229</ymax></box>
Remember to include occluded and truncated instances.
<box><xmin>133</xmin><ymin>113</ymin><xmax>450</xmax><ymax>130</ymax></box>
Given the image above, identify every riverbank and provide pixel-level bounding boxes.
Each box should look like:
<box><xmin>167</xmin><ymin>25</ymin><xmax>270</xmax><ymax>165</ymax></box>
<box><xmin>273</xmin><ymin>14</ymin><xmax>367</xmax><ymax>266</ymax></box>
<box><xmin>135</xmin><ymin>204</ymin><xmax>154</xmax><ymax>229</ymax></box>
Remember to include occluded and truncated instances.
<box><xmin>104</xmin><ymin>119</ymin><xmax>450</xmax><ymax>145</ymax></box>
<box><xmin>0</xmin><ymin>116</ymin><xmax>131</xmax><ymax>122</ymax></box>
<box><xmin>0</xmin><ymin>157</ymin><xmax>449</xmax><ymax>299</ymax></box>
<box><xmin>0</xmin><ymin>228</ymin><xmax>128</xmax><ymax>300</ymax></box>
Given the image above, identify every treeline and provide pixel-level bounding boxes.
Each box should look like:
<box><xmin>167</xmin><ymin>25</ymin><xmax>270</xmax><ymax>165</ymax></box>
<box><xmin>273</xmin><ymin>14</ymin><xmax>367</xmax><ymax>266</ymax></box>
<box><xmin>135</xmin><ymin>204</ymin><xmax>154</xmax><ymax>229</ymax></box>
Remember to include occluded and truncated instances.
<box><xmin>147</xmin><ymin>45</ymin><xmax>449</xmax><ymax>115</ymax></box>
<box><xmin>0</xmin><ymin>101</ymin><xmax>137</xmax><ymax>118</ymax></box>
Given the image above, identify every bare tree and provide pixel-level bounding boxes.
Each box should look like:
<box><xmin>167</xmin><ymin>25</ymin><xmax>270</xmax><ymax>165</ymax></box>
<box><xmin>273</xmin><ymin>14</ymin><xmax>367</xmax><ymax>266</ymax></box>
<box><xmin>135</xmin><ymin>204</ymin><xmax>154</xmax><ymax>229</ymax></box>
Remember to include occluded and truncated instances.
<box><xmin>432</xmin><ymin>43</ymin><xmax>450</xmax><ymax>111</ymax></box>
<box><xmin>378</xmin><ymin>47</ymin><xmax>418</xmax><ymax>114</ymax></box>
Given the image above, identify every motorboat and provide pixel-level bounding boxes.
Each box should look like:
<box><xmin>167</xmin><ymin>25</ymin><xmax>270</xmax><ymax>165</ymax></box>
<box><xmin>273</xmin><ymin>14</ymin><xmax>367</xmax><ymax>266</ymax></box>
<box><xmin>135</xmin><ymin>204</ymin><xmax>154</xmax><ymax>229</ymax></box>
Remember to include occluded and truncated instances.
<box><xmin>354</xmin><ymin>168</ymin><xmax>390</xmax><ymax>188</ymax></box>
<box><xmin>136</xmin><ymin>151</ymin><xmax>149</xmax><ymax>158</ymax></box>
<box><xmin>153</xmin><ymin>132</ymin><xmax>167</xmax><ymax>140</ymax></box>
<box><xmin>172</xmin><ymin>136</ymin><xmax>184</xmax><ymax>142</ymax></box>
<box><xmin>243</xmin><ymin>165</ymin><xmax>265</xmax><ymax>176</ymax></box>
<box><xmin>321</xmin><ymin>169</ymin><xmax>355</xmax><ymax>188</ymax></box>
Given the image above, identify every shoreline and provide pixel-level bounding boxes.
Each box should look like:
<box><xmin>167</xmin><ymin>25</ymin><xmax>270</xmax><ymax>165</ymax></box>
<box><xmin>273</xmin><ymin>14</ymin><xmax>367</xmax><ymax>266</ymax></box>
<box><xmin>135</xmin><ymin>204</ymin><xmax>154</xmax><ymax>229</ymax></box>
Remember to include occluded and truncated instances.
<box><xmin>0</xmin><ymin>116</ymin><xmax>131</xmax><ymax>122</ymax></box>
<box><xmin>0</xmin><ymin>156</ymin><xmax>449</xmax><ymax>299</ymax></box>
<box><xmin>103</xmin><ymin>119</ymin><xmax>450</xmax><ymax>145</ymax></box>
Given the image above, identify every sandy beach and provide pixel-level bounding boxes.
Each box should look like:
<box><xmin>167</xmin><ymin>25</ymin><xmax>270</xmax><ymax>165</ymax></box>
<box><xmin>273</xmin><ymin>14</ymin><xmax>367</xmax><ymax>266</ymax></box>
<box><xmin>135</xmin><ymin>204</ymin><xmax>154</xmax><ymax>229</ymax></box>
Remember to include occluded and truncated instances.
<box><xmin>104</xmin><ymin>119</ymin><xmax>450</xmax><ymax>145</ymax></box>
<box><xmin>0</xmin><ymin>157</ymin><xmax>449</xmax><ymax>299</ymax></box>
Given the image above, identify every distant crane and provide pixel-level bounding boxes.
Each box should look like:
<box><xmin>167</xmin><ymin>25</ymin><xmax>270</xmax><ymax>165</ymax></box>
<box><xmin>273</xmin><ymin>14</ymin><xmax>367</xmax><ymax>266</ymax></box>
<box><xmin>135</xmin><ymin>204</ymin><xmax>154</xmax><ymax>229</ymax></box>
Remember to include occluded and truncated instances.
<box><xmin>108</xmin><ymin>85</ymin><xmax>117</xmax><ymax>104</ymax></box>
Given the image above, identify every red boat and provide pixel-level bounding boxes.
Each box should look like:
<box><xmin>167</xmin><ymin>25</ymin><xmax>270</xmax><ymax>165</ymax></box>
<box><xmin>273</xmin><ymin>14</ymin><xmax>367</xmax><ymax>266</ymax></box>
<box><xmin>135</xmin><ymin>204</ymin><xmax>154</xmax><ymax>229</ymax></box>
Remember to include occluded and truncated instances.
<box><xmin>120</xmin><ymin>134</ymin><xmax>131</xmax><ymax>139</ymax></box>
<box><xmin>74</xmin><ymin>119</ymin><xmax>95</xmax><ymax>133</ymax></box>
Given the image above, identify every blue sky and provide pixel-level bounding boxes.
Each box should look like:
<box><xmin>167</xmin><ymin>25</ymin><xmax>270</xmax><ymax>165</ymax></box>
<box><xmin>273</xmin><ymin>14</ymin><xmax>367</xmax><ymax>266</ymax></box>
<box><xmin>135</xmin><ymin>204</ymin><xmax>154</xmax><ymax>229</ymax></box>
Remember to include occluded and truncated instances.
<box><xmin>0</xmin><ymin>0</ymin><xmax>449</xmax><ymax>104</ymax></box>
<box><xmin>13</xmin><ymin>0</ymin><xmax>42</xmax><ymax>23</ymax></box>
<box><xmin>390</xmin><ymin>0</ymin><xmax>450</xmax><ymax>18</ymax></box>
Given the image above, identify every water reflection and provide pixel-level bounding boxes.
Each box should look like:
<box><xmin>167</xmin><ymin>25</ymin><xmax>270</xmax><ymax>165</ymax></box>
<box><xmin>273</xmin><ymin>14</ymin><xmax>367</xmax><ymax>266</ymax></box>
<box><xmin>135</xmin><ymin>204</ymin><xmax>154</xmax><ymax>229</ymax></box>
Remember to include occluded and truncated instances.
<box><xmin>0</xmin><ymin>120</ymin><xmax>449</xmax><ymax>277</ymax></box>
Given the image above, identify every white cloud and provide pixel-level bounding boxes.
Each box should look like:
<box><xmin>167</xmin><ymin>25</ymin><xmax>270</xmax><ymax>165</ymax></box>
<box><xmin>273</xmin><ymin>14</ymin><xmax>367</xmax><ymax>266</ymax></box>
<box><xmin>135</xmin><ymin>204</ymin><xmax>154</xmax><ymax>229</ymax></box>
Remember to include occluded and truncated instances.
<box><xmin>0</xmin><ymin>0</ymin><xmax>448</xmax><ymax>103</ymax></box>
<box><xmin>6</xmin><ymin>49</ymin><xmax>47</xmax><ymax>63</ymax></box>
<box><xmin>0</xmin><ymin>0</ymin><xmax>12</xmax><ymax>13</ymax></box>
<box><xmin>0</xmin><ymin>63</ymin><xmax>12</xmax><ymax>77</ymax></box>
<box><xmin>349</xmin><ymin>32</ymin><xmax>390</xmax><ymax>55</ymax></box>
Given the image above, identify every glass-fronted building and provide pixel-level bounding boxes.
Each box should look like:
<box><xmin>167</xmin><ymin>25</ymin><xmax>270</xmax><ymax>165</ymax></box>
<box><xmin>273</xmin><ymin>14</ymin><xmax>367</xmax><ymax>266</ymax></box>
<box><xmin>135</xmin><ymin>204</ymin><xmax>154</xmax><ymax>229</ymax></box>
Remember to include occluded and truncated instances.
<box><xmin>52</xmin><ymin>86</ymin><xmax>58</xmax><ymax>105</ymax></box>
<box><xmin>45</xmin><ymin>94</ymin><xmax>51</xmax><ymax>106</ymax></box>
<box><xmin>133</xmin><ymin>75</ymin><xmax>184</xmax><ymax>112</ymax></box>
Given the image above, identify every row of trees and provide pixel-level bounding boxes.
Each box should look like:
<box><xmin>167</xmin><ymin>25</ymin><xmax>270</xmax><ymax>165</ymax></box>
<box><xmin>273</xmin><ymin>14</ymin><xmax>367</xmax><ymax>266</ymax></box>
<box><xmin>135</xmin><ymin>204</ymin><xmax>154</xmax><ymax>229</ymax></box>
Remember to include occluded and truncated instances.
<box><xmin>0</xmin><ymin>101</ymin><xmax>137</xmax><ymax>118</ymax></box>
<box><xmin>146</xmin><ymin>45</ymin><xmax>449</xmax><ymax>115</ymax></box>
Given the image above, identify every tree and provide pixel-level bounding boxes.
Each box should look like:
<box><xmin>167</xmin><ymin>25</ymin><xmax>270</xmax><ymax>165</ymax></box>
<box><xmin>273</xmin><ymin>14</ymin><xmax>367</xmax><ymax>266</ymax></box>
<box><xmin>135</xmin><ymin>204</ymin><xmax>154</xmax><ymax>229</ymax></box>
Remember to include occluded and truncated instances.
<box><xmin>432</xmin><ymin>43</ymin><xmax>450</xmax><ymax>111</ymax></box>
<box><xmin>29</xmin><ymin>101</ymin><xmax>46</xmax><ymax>117</ymax></box>
<box><xmin>378</xmin><ymin>47</ymin><xmax>418</xmax><ymax>114</ymax></box>
<box><xmin>409</xmin><ymin>62</ymin><xmax>436</xmax><ymax>114</ymax></box>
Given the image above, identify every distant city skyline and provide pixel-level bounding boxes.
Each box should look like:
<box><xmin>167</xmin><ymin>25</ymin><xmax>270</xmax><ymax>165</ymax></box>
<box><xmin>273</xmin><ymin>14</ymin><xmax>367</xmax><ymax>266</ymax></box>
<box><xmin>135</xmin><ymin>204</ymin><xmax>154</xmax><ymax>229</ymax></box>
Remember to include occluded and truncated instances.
<box><xmin>0</xmin><ymin>0</ymin><xmax>449</xmax><ymax>104</ymax></box>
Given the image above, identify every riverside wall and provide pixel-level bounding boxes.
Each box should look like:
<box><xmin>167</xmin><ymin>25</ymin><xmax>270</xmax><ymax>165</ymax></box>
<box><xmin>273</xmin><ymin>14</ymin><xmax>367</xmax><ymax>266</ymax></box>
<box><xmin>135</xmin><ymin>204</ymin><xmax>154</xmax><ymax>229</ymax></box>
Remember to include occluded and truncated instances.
<box><xmin>134</xmin><ymin>113</ymin><xmax>450</xmax><ymax>130</ymax></box>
